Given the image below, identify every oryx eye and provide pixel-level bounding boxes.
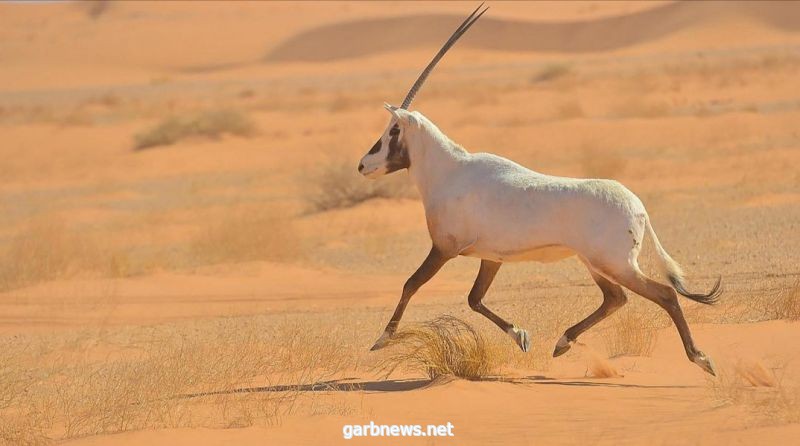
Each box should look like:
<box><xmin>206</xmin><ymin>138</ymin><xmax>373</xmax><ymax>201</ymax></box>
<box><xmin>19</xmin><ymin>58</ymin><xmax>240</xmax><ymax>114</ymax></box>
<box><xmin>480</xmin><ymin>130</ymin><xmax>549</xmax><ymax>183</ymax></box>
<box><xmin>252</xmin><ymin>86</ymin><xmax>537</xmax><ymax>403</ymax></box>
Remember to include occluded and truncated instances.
<box><xmin>389</xmin><ymin>126</ymin><xmax>400</xmax><ymax>136</ymax></box>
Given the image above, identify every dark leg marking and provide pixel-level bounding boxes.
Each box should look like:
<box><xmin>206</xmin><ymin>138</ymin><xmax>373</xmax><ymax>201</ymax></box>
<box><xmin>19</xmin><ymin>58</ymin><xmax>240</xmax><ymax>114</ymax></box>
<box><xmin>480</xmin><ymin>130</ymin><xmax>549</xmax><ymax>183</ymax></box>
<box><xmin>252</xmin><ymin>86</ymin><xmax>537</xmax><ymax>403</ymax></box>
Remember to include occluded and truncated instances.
<box><xmin>613</xmin><ymin>270</ymin><xmax>716</xmax><ymax>375</ymax></box>
<box><xmin>468</xmin><ymin>260</ymin><xmax>530</xmax><ymax>352</ymax></box>
<box><xmin>553</xmin><ymin>270</ymin><xmax>628</xmax><ymax>357</ymax></box>
<box><xmin>467</xmin><ymin>260</ymin><xmax>513</xmax><ymax>332</ymax></box>
<box><xmin>370</xmin><ymin>246</ymin><xmax>450</xmax><ymax>351</ymax></box>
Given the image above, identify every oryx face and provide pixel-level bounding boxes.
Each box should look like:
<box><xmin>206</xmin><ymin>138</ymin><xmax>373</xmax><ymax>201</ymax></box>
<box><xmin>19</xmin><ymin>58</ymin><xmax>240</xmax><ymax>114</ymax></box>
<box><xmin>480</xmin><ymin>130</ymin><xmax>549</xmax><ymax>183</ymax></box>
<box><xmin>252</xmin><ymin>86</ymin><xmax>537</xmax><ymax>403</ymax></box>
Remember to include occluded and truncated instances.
<box><xmin>357</xmin><ymin>2</ymin><xmax>486</xmax><ymax>179</ymax></box>
<box><xmin>357</xmin><ymin>105</ymin><xmax>410</xmax><ymax>179</ymax></box>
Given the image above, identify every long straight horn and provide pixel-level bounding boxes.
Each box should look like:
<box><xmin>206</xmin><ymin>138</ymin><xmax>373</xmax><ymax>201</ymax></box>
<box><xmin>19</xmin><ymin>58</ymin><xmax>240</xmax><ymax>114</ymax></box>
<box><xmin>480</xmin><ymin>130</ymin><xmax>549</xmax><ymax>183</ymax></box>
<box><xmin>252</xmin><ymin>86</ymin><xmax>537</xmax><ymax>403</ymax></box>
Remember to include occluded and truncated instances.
<box><xmin>400</xmin><ymin>3</ymin><xmax>488</xmax><ymax>110</ymax></box>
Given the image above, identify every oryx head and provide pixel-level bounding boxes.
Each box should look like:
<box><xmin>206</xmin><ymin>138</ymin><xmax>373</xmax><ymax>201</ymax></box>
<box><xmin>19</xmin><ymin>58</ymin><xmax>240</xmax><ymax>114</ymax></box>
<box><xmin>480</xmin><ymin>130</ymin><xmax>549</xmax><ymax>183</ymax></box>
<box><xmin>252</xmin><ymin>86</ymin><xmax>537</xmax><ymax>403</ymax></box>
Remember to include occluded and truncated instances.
<box><xmin>358</xmin><ymin>3</ymin><xmax>488</xmax><ymax>179</ymax></box>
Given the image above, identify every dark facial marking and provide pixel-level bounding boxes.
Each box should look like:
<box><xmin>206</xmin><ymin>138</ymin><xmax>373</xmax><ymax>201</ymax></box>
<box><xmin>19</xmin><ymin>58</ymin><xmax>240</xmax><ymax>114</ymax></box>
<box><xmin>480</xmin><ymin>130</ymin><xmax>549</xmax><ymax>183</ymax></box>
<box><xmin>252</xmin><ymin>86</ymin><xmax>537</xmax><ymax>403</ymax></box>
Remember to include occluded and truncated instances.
<box><xmin>385</xmin><ymin>125</ymin><xmax>410</xmax><ymax>173</ymax></box>
<box><xmin>367</xmin><ymin>139</ymin><xmax>382</xmax><ymax>155</ymax></box>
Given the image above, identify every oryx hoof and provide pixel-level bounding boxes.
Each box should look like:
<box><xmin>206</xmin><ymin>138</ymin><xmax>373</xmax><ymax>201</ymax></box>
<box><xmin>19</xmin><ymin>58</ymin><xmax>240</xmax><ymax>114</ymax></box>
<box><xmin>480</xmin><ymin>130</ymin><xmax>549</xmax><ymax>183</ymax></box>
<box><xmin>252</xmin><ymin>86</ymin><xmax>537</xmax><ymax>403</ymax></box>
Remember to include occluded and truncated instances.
<box><xmin>552</xmin><ymin>334</ymin><xmax>573</xmax><ymax>358</ymax></box>
<box><xmin>508</xmin><ymin>326</ymin><xmax>530</xmax><ymax>353</ymax></box>
<box><xmin>370</xmin><ymin>332</ymin><xmax>393</xmax><ymax>351</ymax></box>
<box><xmin>693</xmin><ymin>351</ymin><xmax>717</xmax><ymax>376</ymax></box>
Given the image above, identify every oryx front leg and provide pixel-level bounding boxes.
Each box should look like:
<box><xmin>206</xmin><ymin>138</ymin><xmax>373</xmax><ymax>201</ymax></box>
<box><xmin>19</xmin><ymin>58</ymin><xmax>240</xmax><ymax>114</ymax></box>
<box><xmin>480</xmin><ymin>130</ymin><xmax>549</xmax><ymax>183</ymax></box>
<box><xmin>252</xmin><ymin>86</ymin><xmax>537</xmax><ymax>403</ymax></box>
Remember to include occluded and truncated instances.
<box><xmin>468</xmin><ymin>260</ymin><xmax>530</xmax><ymax>352</ymax></box>
<box><xmin>370</xmin><ymin>246</ymin><xmax>450</xmax><ymax>351</ymax></box>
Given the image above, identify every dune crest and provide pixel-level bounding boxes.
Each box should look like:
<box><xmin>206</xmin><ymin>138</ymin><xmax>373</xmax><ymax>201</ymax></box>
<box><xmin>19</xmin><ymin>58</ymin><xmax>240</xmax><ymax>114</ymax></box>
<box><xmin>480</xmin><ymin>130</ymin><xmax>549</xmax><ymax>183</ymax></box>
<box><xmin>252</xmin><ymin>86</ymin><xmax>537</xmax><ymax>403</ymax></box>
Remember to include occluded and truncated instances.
<box><xmin>266</xmin><ymin>1</ymin><xmax>800</xmax><ymax>62</ymax></box>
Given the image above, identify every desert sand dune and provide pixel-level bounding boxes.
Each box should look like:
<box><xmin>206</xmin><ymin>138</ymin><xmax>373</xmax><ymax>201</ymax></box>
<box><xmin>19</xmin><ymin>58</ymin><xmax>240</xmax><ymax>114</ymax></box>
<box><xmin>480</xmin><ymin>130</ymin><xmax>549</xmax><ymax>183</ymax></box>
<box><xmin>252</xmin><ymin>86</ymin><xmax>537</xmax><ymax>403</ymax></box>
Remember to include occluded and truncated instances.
<box><xmin>267</xmin><ymin>1</ymin><xmax>800</xmax><ymax>62</ymax></box>
<box><xmin>1</xmin><ymin>1</ymin><xmax>800</xmax><ymax>445</ymax></box>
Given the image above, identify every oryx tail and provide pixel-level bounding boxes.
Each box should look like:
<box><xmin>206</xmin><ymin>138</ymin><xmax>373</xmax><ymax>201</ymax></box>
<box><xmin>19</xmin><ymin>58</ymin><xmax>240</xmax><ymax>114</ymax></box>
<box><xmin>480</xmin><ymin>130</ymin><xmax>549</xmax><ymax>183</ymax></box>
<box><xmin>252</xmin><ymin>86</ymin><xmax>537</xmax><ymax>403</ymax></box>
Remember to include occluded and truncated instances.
<box><xmin>645</xmin><ymin>216</ymin><xmax>722</xmax><ymax>305</ymax></box>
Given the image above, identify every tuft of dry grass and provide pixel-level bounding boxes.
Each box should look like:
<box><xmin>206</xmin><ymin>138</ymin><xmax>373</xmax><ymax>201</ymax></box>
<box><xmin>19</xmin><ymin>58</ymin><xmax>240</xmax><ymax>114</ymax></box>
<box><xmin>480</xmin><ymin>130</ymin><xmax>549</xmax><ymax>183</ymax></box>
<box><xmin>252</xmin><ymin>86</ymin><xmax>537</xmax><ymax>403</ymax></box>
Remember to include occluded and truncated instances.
<box><xmin>776</xmin><ymin>282</ymin><xmax>800</xmax><ymax>321</ymax></box>
<box><xmin>375</xmin><ymin>316</ymin><xmax>501</xmax><ymax>380</ymax></box>
<box><xmin>0</xmin><ymin>219</ymin><xmax>97</xmax><ymax>291</ymax></box>
<box><xmin>0</xmin><ymin>314</ymin><xmax>361</xmax><ymax>444</ymax></box>
<box><xmin>304</xmin><ymin>159</ymin><xmax>416</xmax><ymax>213</ymax></box>
<box><xmin>603</xmin><ymin>309</ymin><xmax>659</xmax><ymax>358</ymax></box>
<box><xmin>554</xmin><ymin>99</ymin><xmax>585</xmax><ymax>120</ymax></box>
<box><xmin>190</xmin><ymin>205</ymin><xmax>302</xmax><ymax>265</ymax></box>
<box><xmin>531</xmin><ymin>63</ymin><xmax>572</xmax><ymax>84</ymax></box>
<box><xmin>706</xmin><ymin>360</ymin><xmax>799</xmax><ymax>425</ymax></box>
<box><xmin>134</xmin><ymin>109</ymin><xmax>256</xmax><ymax>150</ymax></box>
<box><xmin>610</xmin><ymin>96</ymin><xmax>670</xmax><ymax>119</ymax></box>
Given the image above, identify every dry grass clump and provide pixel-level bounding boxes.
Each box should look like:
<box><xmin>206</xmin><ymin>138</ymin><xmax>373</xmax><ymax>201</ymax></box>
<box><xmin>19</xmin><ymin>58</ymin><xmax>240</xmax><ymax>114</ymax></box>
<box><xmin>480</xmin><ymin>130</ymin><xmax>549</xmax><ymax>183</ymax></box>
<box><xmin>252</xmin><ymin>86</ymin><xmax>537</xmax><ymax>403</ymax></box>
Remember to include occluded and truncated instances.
<box><xmin>555</xmin><ymin>99</ymin><xmax>585</xmax><ymax>120</ymax></box>
<box><xmin>0</xmin><ymin>315</ymin><xmax>359</xmax><ymax>444</ymax></box>
<box><xmin>531</xmin><ymin>63</ymin><xmax>572</xmax><ymax>84</ymax></box>
<box><xmin>0</xmin><ymin>219</ymin><xmax>98</xmax><ymax>292</ymax></box>
<box><xmin>375</xmin><ymin>316</ymin><xmax>501</xmax><ymax>380</ymax></box>
<box><xmin>737</xmin><ymin>281</ymin><xmax>800</xmax><ymax>322</ymax></box>
<box><xmin>304</xmin><ymin>159</ymin><xmax>416</xmax><ymax>213</ymax></box>
<box><xmin>603</xmin><ymin>308</ymin><xmax>659</xmax><ymax>358</ymax></box>
<box><xmin>706</xmin><ymin>360</ymin><xmax>799</xmax><ymax>425</ymax></box>
<box><xmin>610</xmin><ymin>96</ymin><xmax>670</xmax><ymax>119</ymax></box>
<box><xmin>775</xmin><ymin>282</ymin><xmax>800</xmax><ymax>321</ymax></box>
<box><xmin>190</xmin><ymin>205</ymin><xmax>302</xmax><ymax>265</ymax></box>
<box><xmin>134</xmin><ymin>109</ymin><xmax>256</xmax><ymax>150</ymax></box>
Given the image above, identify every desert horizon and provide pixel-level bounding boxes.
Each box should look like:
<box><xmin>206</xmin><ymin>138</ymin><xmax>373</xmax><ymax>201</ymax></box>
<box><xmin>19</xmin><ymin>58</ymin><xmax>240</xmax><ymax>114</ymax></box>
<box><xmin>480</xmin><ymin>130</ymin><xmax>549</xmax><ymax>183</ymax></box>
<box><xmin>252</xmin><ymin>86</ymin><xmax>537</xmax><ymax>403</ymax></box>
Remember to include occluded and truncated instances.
<box><xmin>1</xmin><ymin>1</ymin><xmax>799</xmax><ymax>445</ymax></box>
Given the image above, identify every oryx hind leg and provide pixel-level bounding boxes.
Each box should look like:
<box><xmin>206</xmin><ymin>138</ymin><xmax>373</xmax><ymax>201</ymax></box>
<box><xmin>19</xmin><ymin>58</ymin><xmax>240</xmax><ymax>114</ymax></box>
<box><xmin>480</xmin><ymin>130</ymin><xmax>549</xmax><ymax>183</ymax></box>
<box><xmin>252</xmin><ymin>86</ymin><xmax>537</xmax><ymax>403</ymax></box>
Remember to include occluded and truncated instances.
<box><xmin>467</xmin><ymin>259</ymin><xmax>530</xmax><ymax>352</ymax></box>
<box><xmin>603</xmin><ymin>263</ymin><xmax>717</xmax><ymax>376</ymax></box>
<box><xmin>553</xmin><ymin>260</ymin><xmax>628</xmax><ymax>357</ymax></box>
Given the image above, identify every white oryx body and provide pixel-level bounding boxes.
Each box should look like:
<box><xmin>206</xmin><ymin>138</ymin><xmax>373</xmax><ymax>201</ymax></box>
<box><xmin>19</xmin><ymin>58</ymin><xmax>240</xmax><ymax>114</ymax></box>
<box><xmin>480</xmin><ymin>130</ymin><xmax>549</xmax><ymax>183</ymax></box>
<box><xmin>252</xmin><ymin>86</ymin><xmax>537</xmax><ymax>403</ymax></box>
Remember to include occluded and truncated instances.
<box><xmin>395</xmin><ymin>113</ymin><xmax>643</xmax><ymax>269</ymax></box>
<box><xmin>358</xmin><ymin>3</ymin><xmax>721</xmax><ymax>376</ymax></box>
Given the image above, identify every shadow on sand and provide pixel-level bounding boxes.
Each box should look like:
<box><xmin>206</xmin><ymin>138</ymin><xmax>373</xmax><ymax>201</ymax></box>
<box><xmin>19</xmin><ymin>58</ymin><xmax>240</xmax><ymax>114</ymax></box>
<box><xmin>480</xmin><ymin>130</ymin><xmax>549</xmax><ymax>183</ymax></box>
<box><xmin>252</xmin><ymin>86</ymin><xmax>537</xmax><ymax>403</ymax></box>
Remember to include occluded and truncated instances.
<box><xmin>180</xmin><ymin>374</ymin><xmax>696</xmax><ymax>400</ymax></box>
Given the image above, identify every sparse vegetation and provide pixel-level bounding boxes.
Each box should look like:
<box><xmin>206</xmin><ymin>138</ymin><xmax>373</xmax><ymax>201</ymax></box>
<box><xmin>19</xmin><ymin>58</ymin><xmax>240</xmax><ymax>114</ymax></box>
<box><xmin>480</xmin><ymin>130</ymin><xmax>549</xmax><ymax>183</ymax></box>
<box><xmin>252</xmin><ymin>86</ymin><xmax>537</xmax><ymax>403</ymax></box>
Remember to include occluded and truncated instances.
<box><xmin>0</xmin><ymin>315</ymin><xmax>361</xmax><ymax>444</ymax></box>
<box><xmin>555</xmin><ymin>99</ymin><xmax>585</xmax><ymax>120</ymax></box>
<box><xmin>134</xmin><ymin>109</ymin><xmax>257</xmax><ymax>150</ymax></box>
<box><xmin>603</xmin><ymin>309</ymin><xmax>659</xmax><ymax>358</ymax></box>
<box><xmin>191</xmin><ymin>205</ymin><xmax>302</xmax><ymax>265</ymax></box>
<box><xmin>304</xmin><ymin>159</ymin><xmax>416</xmax><ymax>212</ymax></box>
<box><xmin>706</xmin><ymin>360</ymin><xmax>799</xmax><ymax>425</ymax></box>
<box><xmin>776</xmin><ymin>282</ymin><xmax>800</xmax><ymax>321</ymax></box>
<box><xmin>531</xmin><ymin>63</ymin><xmax>572</xmax><ymax>84</ymax></box>
<box><xmin>375</xmin><ymin>316</ymin><xmax>501</xmax><ymax>380</ymax></box>
<box><xmin>0</xmin><ymin>219</ymin><xmax>96</xmax><ymax>291</ymax></box>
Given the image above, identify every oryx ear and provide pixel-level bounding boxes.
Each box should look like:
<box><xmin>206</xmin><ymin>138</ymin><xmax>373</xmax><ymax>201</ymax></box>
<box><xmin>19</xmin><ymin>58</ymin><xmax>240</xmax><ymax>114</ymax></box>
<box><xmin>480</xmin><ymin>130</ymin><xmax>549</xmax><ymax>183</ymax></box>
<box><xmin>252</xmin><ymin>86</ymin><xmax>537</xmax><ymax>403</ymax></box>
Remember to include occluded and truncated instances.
<box><xmin>383</xmin><ymin>102</ymin><xmax>400</xmax><ymax>117</ymax></box>
<box><xmin>384</xmin><ymin>104</ymin><xmax>417</xmax><ymax>128</ymax></box>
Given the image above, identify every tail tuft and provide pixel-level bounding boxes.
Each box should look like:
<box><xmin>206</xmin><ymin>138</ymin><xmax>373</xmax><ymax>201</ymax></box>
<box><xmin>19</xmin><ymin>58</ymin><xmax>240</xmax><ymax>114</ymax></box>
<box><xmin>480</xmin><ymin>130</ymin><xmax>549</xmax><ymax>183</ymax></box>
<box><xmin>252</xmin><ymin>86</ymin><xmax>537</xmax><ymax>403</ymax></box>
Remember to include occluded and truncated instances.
<box><xmin>668</xmin><ymin>274</ymin><xmax>723</xmax><ymax>305</ymax></box>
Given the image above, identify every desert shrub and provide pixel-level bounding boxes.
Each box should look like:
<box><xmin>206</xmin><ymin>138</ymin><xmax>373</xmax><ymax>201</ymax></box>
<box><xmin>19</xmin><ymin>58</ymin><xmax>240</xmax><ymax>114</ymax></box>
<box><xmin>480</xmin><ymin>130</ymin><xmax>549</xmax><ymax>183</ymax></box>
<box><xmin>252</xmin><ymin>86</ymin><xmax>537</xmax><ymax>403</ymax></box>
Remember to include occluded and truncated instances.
<box><xmin>0</xmin><ymin>219</ymin><xmax>96</xmax><ymax>291</ymax></box>
<box><xmin>776</xmin><ymin>282</ymin><xmax>800</xmax><ymax>321</ymax></box>
<box><xmin>555</xmin><ymin>99</ymin><xmax>585</xmax><ymax>120</ymax></box>
<box><xmin>531</xmin><ymin>63</ymin><xmax>572</xmax><ymax>84</ymax></box>
<box><xmin>304</xmin><ymin>159</ymin><xmax>416</xmax><ymax>212</ymax></box>
<box><xmin>374</xmin><ymin>316</ymin><xmax>501</xmax><ymax>380</ymax></box>
<box><xmin>706</xmin><ymin>360</ymin><xmax>799</xmax><ymax>424</ymax></box>
<box><xmin>738</xmin><ymin>281</ymin><xmax>800</xmax><ymax>322</ymax></box>
<box><xmin>0</xmin><ymin>315</ymin><xmax>359</xmax><ymax>443</ymax></box>
<box><xmin>603</xmin><ymin>309</ymin><xmax>658</xmax><ymax>358</ymax></box>
<box><xmin>610</xmin><ymin>97</ymin><xmax>670</xmax><ymax>119</ymax></box>
<box><xmin>134</xmin><ymin>109</ymin><xmax>256</xmax><ymax>150</ymax></box>
<box><xmin>190</xmin><ymin>205</ymin><xmax>302</xmax><ymax>265</ymax></box>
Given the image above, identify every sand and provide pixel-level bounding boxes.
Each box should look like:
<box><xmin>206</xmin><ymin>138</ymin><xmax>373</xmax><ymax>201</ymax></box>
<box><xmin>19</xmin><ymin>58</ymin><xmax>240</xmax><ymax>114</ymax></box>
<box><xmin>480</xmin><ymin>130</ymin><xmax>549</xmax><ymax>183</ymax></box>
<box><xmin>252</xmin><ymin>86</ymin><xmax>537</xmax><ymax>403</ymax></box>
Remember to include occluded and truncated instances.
<box><xmin>1</xmin><ymin>1</ymin><xmax>799</xmax><ymax>445</ymax></box>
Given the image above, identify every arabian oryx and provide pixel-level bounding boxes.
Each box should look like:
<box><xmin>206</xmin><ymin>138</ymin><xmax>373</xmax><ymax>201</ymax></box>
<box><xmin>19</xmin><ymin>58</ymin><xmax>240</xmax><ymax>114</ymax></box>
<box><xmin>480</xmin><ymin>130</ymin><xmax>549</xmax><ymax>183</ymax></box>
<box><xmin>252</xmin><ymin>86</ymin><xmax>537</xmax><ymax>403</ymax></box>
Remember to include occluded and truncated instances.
<box><xmin>358</xmin><ymin>4</ymin><xmax>722</xmax><ymax>375</ymax></box>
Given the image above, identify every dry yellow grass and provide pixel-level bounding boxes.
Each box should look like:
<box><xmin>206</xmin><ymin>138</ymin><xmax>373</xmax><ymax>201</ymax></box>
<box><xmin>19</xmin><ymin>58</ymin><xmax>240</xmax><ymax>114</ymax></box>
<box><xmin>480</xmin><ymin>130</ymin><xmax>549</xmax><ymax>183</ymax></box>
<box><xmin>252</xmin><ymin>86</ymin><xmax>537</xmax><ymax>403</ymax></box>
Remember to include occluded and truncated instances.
<box><xmin>776</xmin><ymin>282</ymin><xmax>800</xmax><ymax>321</ymax></box>
<box><xmin>603</xmin><ymin>308</ymin><xmax>659</xmax><ymax>358</ymax></box>
<box><xmin>190</xmin><ymin>205</ymin><xmax>302</xmax><ymax>265</ymax></box>
<box><xmin>375</xmin><ymin>316</ymin><xmax>501</xmax><ymax>380</ymax></box>
<box><xmin>0</xmin><ymin>315</ymin><xmax>361</xmax><ymax>444</ymax></box>
<box><xmin>706</xmin><ymin>360</ymin><xmax>799</xmax><ymax>425</ymax></box>
<box><xmin>304</xmin><ymin>159</ymin><xmax>416</xmax><ymax>213</ymax></box>
<box><xmin>530</xmin><ymin>63</ymin><xmax>572</xmax><ymax>84</ymax></box>
<box><xmin>0</xmin><ymin>219</ymin><xmax>100</xmax><ymax>291</ymax></box>
<box><xmin>134</xmin><ymin>109</ymin><xmax>257</xmax><ymax>150</ymax></box>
